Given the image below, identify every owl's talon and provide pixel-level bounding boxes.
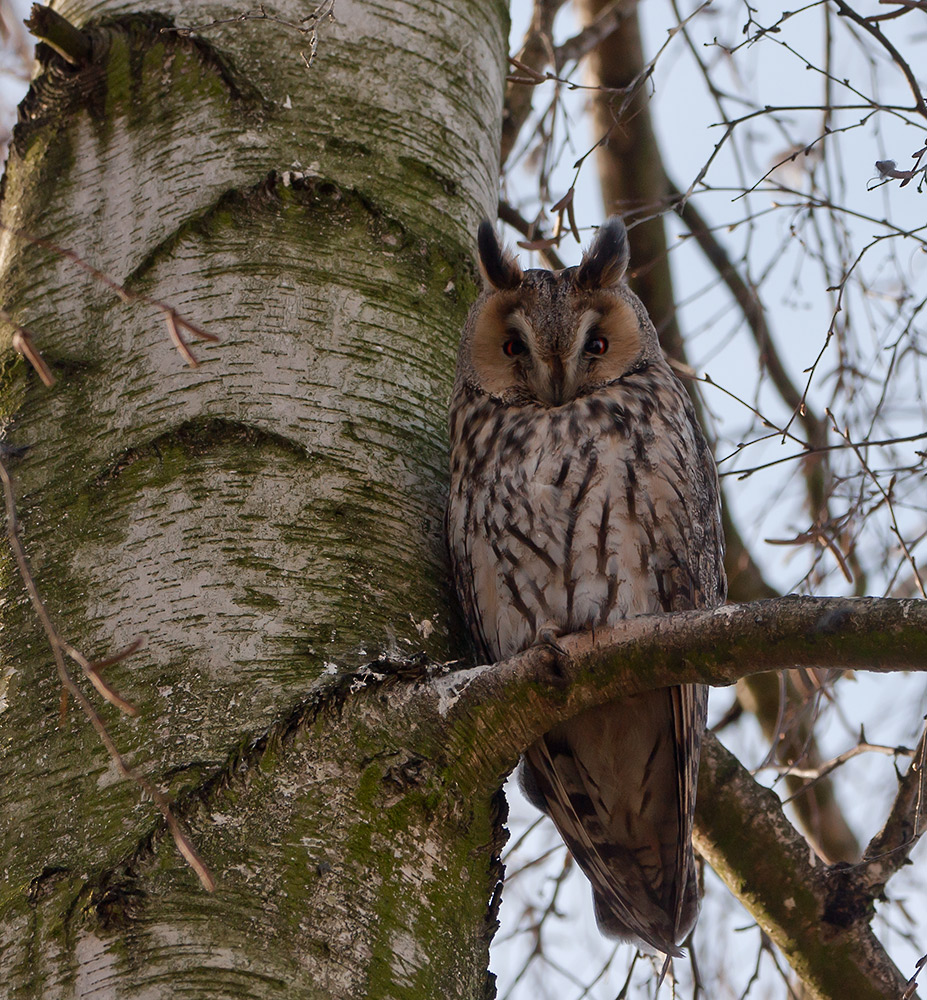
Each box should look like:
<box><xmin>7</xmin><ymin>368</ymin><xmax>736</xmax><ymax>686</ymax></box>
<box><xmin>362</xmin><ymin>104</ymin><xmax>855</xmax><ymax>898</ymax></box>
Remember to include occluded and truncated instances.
<box><xmin>536</xmin><ymin>627</ymin><xmax>568</xmax><ymax>657</ymax></box>
<box><xmin>535</xmin><ymin>628</ymin><xmax>570</xmax><ymax>683</ymax></box>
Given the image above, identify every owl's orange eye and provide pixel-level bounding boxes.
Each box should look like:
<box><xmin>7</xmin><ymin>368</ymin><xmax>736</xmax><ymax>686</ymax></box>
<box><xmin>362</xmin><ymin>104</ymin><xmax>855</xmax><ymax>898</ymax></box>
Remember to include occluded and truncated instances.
<box><xmin>503</xmin><ymin>337</ymin><xmax>526</xmax><ymax>357</ymax></box>
<box><xmin>585</xmin><ymin>336</ymin><xmax>609</xmax><ymax>356</ymax></box>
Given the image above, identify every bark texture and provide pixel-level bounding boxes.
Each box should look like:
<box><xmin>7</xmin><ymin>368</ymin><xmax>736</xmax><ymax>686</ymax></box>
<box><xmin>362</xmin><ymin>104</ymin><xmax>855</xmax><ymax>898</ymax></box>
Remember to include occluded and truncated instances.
<box><xmin>695</xmin><ymin>735</ymin><xmax>909</xmax><ymax>1000</ymax></box>
<box><xmin>0</xmin><ymin>2</ymin><xmax>508</xmax><ymax>997</ymax></box>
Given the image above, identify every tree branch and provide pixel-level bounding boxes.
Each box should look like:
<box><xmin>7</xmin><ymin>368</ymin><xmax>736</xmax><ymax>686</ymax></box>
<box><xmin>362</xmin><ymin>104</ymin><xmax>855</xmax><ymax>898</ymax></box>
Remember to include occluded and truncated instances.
<box><xmin>497</xmin><ymin>199</ymin><xmax>567</xmax><ymax>269</ymax></box>
<box><xmin>571</xmin><ymin>1</ymin><xmax>859</xmax><ymax>859</ymax></box>
<box><xmin>438</xmin><ymin>596</ymin><xmax>927</xmax><ymax>778</ymax></box>
<box><xmin>500</xmin><ymin>0</ymin><xmax>566</xmax><ymax>168</ymax></box>
<box><xmin>25</xmin><ymin>3</ymin><xmax>92</xmax><ymax>66</ymax></box>
<box><xmin>669</xmin><ymin>181</ymin><xmax>829</xmax><ymax>455</ymax></box>
<box><xmin>422</xmin><ymin>595</ymin><xmax>925</xmax><ymax>997</ymax></box>
<box><xmin>554</xmin><ymin>0</ymin><xmax>635</xmax><ymax>67</ymax></box>
<box><xmin>573</xmin><ymin>0</ymin><xmax>684</xmax><ymax>358</ymax></box>
<box><xmin>833</xmin><ymin>0</ymin><xmax>927</xmax><ymax>120</ymax></box>
<box><xmin>695</xmin><ymin>733</ymin><xmax>912</xmax><ymax>1000</ymax></box>
<box><xmin>856</xmin><ymin>723</ymin><xmax>927</xmax><ymax>897</ymax></box>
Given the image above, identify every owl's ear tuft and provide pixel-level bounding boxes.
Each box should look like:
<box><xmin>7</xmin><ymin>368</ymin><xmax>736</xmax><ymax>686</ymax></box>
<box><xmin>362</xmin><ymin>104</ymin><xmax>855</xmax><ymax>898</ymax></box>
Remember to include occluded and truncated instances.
<box><xmin>477</xmin><ymin>221</ymin><xmax>523</xmax><ymax>290</ymax></box>
<box><xmin>575</xmin><ymin>217</ymin><xmax>630</xmax><ymax>290</ymax></box>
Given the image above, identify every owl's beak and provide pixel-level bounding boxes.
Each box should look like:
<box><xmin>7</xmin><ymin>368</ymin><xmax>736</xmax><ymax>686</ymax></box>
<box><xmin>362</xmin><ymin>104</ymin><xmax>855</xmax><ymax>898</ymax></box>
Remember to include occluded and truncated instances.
<box><xmin>543</xmin><ymin>356</ymin><xmax>566</xmax><ymax>406</ymax></box>
<box><xmin>527</xmin><ymin>355</ymin><xmax>573</xmax><ymax>406</ymax></box>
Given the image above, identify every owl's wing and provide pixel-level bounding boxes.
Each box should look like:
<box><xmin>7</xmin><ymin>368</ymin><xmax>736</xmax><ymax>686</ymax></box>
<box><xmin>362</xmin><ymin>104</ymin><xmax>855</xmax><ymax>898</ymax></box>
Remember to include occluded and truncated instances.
<box><xmin>669</xmin><ymin>682</ymin><xmax>708</xmax><ymax>937</ymax></box>
<box><xmin>445</xmin><ymin>497</ymin><xmax>495</xmax><ymax>663</ymax></box>
<box><xmin>521</xmin><ymin>398</ymin><xmax>724</xmax><ymax>954</ymax></box>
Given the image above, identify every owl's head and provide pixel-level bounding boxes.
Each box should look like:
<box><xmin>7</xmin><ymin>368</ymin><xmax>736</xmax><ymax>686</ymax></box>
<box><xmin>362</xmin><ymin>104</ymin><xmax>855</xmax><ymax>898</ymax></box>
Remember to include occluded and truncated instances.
<box><xmin>457</xmin><ymin>218</ymin><xmax>663</xmax><ymax>406</ymax></box>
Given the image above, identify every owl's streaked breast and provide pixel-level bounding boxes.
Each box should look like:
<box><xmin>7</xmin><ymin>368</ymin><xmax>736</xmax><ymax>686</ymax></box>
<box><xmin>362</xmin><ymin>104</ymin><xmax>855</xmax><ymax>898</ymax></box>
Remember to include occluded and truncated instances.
<box><xmin>448</xmin><ymin>370</ymin><xmax>713</xmax><ymax>662</ymax></box>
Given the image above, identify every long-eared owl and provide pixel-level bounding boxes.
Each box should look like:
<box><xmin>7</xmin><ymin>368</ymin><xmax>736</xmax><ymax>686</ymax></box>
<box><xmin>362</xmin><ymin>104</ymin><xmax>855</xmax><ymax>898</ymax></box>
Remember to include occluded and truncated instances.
<box><xmin>447</xmin><ymin>218</ymin><xmax>726</xmax><ymax>955</ymax></box>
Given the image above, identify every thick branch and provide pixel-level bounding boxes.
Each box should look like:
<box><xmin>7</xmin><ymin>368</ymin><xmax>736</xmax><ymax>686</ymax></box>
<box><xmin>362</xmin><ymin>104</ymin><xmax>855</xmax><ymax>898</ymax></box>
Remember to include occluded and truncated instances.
<box><xmin>419</xmin><ymin>595</ymin><xmax>924</xmax><ymax>997</ymax></box>
<box><xmin>437</xmin><ymin>596</ymin><xmax>927</xmax><ymax>778</ymax></box>
<box><xmin>695</xmin><ymin>733</ymin><xmax>912</xmax><ymax>1000</ymax></box>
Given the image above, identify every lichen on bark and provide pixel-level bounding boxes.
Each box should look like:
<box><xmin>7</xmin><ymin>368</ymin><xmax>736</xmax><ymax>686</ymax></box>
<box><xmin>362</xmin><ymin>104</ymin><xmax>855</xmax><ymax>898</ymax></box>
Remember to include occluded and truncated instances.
<box><xmin>0</xmin><ymin>2</ymin><xmax>510</xmax><ymax>996</ymax></box>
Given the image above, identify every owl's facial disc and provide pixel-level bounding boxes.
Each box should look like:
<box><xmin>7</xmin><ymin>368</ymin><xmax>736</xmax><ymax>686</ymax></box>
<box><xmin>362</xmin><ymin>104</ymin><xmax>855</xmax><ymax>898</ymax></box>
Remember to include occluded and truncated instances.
<box><xmin>470</xmin><ymin>292</ymin><xmax>645</xmax><ymax>405</ymax></box>
<box><xmin>579</xmin><ymin>297</ymin><xmax>646</xmax><ymax>385</ymax></box>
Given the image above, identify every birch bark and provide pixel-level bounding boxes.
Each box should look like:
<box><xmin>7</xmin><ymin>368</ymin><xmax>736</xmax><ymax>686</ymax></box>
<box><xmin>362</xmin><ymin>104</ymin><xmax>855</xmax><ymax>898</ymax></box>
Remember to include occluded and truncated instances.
<box><xmin>0</xmin><ymin>2</ymin><xmax>508</xmax><ymax>996</ymax></box>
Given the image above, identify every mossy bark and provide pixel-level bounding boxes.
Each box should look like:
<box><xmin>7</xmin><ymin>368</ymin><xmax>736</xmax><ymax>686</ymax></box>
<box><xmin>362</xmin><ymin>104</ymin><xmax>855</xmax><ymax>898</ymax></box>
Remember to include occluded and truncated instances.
<box><xmin>0</xmin><ymin>2</ymin><xmax>508</xmax><ymax>997</ymax></box>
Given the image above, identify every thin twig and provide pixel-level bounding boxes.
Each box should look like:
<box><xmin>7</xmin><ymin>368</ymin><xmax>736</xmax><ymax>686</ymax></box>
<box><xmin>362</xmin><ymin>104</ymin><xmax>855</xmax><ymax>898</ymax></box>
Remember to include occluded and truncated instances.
<box><xmin>0</xmin><ymin>224</ymin><xmax>218</xmax><ymax>367</ymax></box>
<box><xmin>2</xmin><ymin>308</ymin><xmax>56</xmax><ymax>386</ymax></box>
<box><xmin>832</xmin><ymin>0</ymin><xmax>927</xmax><ymax>120</ymax></box>
<box><xmin>0</xmin><ymin>454</ymin><xmax>215</xmax><ymax>891</ymax></box>
<box><xmin>167</xmin><ymin>0</ymin><xmax>335</xmax><ymax>39</ymax></box>
<box><xmin>497</xmin><ymin>200</ymin><xmax>567</xmax><ymax>270</ymax></box>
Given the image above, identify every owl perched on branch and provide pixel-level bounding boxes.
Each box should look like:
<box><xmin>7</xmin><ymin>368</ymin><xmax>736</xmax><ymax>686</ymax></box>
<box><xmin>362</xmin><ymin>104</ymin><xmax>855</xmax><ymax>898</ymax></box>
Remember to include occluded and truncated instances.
<box><xmin>447</xmin><ymin>218</ymin><xmax>726</xmax><ymax>956</ymax></box>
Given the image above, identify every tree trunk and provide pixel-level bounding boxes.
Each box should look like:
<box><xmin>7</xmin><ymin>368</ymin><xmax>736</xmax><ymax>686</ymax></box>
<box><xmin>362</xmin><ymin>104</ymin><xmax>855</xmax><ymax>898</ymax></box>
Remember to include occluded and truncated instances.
<box><xmin>0</xmin><ymin>2</ymin><xmax>508</xmax><ymax>996</ymax></box>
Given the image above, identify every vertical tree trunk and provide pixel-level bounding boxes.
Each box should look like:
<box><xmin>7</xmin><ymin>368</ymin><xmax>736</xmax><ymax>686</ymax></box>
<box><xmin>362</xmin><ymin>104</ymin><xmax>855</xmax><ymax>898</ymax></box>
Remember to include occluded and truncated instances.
<box><xmin>0</xmin><ymin>2</ymin><xmax>508</xmax><ymax>996</ymax></box>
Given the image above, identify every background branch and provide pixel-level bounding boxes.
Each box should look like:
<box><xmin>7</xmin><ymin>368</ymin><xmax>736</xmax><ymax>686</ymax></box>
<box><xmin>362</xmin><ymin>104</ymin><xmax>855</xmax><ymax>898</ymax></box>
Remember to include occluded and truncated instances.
<box><xmin>695</xmin><ymin>733</ymin><xmax>912</xmax><ymax>1000</ymax></box>
<box><xmin>856</xmin><ymin>723</ymin><xmax>927</xmax><ymax>898</ymax></box>
<box><xmin>500</xmin><ymin>0</ymin><xmax>567</xmax><ymax>168</ymax></box>
<box><xmin>574</xmin><ymin>1</ymin><xmax>859</xmax><ymax>863</ymax></box>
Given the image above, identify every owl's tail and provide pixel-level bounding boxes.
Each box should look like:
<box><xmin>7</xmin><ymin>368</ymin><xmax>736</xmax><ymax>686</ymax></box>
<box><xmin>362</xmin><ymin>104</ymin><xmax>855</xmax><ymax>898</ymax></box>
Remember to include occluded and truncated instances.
<box><xmin>520</xmin><ymin>684</ymin><xmax>706</xmax><ymax>956</ymax></box>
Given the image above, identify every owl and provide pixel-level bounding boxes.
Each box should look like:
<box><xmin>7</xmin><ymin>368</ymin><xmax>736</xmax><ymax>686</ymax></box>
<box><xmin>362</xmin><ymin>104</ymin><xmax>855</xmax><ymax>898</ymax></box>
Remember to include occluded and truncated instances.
<box><xmin>447</xmin><ymin>218</ymin><xmax>726</xmax><ymax>956</ymax></box>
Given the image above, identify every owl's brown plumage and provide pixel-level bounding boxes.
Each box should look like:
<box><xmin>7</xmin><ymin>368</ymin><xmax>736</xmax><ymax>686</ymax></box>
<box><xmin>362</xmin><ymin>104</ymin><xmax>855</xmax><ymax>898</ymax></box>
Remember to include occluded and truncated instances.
<box><xmin>447</xmin><ymin>218</ymin><xmax>726</xmax><ymax>955</ymax></box>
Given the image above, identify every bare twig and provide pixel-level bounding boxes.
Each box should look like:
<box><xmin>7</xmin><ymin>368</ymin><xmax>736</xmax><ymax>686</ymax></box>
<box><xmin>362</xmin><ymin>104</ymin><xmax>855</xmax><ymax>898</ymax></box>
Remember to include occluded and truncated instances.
<box><xmin>164</xmin><ymin>0</ymin><xmax>336</xmax><ymax>67</ymax></box>
<box><xmin>0</xmin><ymin>224</ymin><xmax>218</xmax><ymax>367</ymax></box>
<box><xmin>832</xmin><ymin>0</ymin><xmax>927</xmax><ymax>120</ymax></box>
<box><xmin>855</xmin><ymin>723</ymin><xmax>927</xmax><ymax>895</ymax></box>
<box><xmin>500</xmin><ymin>0</ymin><xmax>565</xmax><ymax>168</ymax></box>
<box><xmin>826</xmin><ymin>408</ymin><xmax>927</xmax><ymax>598</ymax></box>
<box><xmin>168</xmin><ymin>0</ymin><xmax>334</xmax><ymax>38</ymax></box>
<box><xmin>497</xmin><ymin>200</ymin><xmax>567</xmax><ymax>270</ymax></box>
<box><xmin>2</xmin><ymin>308</ymin><xmax>55</xmax><ymax>386</ymax></box>
<box><xmin>757</xmin><ymin>736</ymin><xmax>915</xmax><ymax>783</ymax></box>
